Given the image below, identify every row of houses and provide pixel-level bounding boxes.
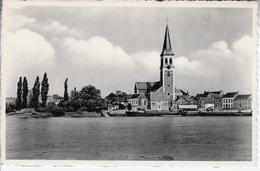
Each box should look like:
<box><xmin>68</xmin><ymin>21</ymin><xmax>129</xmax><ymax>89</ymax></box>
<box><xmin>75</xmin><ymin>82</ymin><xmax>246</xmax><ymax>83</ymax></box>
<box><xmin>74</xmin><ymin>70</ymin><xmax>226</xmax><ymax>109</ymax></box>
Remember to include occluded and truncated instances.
<box><xmin>127</xmin><ymin>90</ymin><xmax>252</xmax><ymax>112</ymax></box>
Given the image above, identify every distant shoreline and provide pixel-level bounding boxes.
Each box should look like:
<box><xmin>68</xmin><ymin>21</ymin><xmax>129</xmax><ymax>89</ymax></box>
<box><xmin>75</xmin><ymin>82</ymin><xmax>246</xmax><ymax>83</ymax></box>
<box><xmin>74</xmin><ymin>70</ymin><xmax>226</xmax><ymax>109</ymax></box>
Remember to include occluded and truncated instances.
<box><xmin>6</xmin><ymin>111</ymin><xmax>252</xmax><ymax>118</ymax></box>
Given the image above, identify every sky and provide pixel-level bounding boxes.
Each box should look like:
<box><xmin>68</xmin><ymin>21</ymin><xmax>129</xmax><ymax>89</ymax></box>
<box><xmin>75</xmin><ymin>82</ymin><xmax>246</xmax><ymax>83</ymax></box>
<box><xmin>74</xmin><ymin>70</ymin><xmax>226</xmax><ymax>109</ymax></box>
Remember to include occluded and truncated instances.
<box><xmin>3</xmin><ymin>6</ymin><xmax>254</xmax><ymax>97</ymax></box>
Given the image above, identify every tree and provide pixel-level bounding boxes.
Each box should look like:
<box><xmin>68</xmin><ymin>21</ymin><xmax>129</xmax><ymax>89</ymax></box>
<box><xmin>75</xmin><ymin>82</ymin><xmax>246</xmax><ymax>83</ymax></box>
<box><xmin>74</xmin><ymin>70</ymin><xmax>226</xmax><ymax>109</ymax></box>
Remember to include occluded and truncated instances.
<box><xmin>115</xmin><ymin>90</ymin><xmax>128</xmax><ymax>103</ymax></box>
<box><xmin>105</xmin><ymin>93</ymin><xmax>117</xmax><ymax>104</ymax></box>
<box><xmin>105</xmin><ymin>90</ymin><xmax>128</xmax><ymax>104</ymax></box>
<box><xmin>6</xmin><ymin>103</ymin><xmax>16</xmax><ymax>113</ymax></box>
<box><xmin>15</xmin><ymin>77</ymin><xmax>22</xmax><ymax>110</ymax></box>
<box><xmin>67</xmin><ymin>87</ymin><xmax>82</xmax><ymax>111</ymax></box>
<box><xmin>22</xmin><ymin>77</ymin><xmax>28</xmax><ymax>108</ymax></box>
<box><xmin>31</xmin><ymin>76</ymin><xmax>40</xmax><ymax>109</ymax></box>
<box><xmin>41</xmin><ymin>73</ymin><xmax>49</xmax><ymax>107</ymax></box>
<box><xmin>79</xmin><ymin>85</ymin><xmax>105</xmax><ymax>111</ymax></box>
<box><xmin>127</xmin><ymin>103</ymin><xmax>132</xmax><ymax>111</ymax></box>
<box><xmin>64</xmin><ymin>78</ymin><xmax>69</xmax><ymax>102</ymax></box>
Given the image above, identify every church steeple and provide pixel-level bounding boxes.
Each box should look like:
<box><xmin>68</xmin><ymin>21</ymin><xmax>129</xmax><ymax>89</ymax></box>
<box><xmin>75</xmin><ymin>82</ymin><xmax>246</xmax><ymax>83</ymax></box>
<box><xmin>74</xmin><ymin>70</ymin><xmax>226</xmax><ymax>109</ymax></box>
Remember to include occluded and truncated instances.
<box><xmin>161</xmin><ymin>24</ymin><xmax>174</xmax><ymax>56</ymax></box>
<box><xmin>160</xmin><ymin>24</ymin><xmax>176</xmax><ymax>101</ymax></box>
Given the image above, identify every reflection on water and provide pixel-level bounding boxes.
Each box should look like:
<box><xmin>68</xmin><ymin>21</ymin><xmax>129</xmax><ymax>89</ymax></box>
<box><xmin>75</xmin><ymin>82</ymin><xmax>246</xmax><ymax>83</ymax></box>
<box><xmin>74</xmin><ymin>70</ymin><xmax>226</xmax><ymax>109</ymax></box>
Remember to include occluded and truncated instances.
<box><xmin>6</xmin><ymin>116</ymin><xmax>251</xmax><ymax>160</ymax></box>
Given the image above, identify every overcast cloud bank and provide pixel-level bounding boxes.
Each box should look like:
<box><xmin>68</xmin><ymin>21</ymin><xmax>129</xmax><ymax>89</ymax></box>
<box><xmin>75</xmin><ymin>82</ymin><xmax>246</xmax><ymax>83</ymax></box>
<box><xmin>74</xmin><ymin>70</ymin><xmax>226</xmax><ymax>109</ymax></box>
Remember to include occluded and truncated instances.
<box><xmin>4</xmin><ymin>11</ymin><xmax>254</xmax><ymax>97</ymax></box>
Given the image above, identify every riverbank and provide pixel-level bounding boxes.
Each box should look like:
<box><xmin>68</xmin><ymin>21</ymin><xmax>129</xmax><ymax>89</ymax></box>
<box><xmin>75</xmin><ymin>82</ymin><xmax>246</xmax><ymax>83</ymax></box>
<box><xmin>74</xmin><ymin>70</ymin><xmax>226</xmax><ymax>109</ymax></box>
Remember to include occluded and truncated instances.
<box><xmin>125</xmin><ymin>110</ymin><xmax>252</xmax><ymax>117</ymax></box>
<box><xmin>7</xmin><ymin>110</ymin><xmax>102</xmax><ymax>118</ymax></box>
<box><xmin>7</xmin><ymin>109</ymin><xmax>252</xmax><ymax>118</ymax></box>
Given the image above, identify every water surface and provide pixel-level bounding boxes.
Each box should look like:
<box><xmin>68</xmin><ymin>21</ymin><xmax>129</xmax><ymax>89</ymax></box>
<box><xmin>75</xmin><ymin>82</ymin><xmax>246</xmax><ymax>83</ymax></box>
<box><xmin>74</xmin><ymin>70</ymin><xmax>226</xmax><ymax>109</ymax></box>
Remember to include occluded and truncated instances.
<box><xmin>6</xmin><ymin>116</ymin><xmax>252</xmax><ymax>160</ymax></box>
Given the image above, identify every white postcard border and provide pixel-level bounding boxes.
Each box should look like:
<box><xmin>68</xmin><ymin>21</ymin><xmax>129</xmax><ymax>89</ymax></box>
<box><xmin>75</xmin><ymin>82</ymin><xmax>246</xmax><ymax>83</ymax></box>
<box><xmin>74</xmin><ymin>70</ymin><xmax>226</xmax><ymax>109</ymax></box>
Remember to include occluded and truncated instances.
<box><xmin>1</xmin><ymin>0</ymin><xmax>258</xmax><ymax>167</ymax></box>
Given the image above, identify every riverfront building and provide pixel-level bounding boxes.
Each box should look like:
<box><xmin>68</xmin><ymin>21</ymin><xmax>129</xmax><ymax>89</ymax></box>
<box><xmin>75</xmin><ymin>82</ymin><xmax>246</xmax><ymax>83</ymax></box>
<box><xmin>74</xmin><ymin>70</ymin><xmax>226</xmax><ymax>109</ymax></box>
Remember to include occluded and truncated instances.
<box><xmin>222</xmin><ymin>92</ymin><xmax>239</xmax><ymax>109</ymax></box>
<box><xmin>233</xmin><ymin>94</ymin><xmax>252</xmax><ymax>110</ymax></box>
<box><xmin>195</xmin><ymin>90</ymin><xmax>224</xmax><ymax>110</ymax></box>
<box><xmin>6</xmin><ymin>97</ymin><xmax>16</xmax><ymax>105</ymax></box>
<box><xmin>127</xmin><ymin>94</ymin><xmax>148</xmax><ymax>111</ymax></box>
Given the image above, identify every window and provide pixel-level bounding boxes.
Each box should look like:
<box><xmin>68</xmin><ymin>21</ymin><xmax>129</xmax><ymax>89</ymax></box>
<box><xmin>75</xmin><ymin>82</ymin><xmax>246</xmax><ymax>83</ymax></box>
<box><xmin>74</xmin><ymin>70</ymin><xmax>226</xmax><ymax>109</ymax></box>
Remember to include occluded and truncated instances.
<box><xmin>165</xmin><ymin>58</ymin><xmax>168</xmax><ymax>64</ymax></box>
<box><xmin>169</xmin><ymin>58</ymin><xmax>172</xmax><ymax>65</ymax></box>
<box><xmin>167</xmin><ymin>71</ymin><xmax>170</xmax><ymax>77</ymax></box>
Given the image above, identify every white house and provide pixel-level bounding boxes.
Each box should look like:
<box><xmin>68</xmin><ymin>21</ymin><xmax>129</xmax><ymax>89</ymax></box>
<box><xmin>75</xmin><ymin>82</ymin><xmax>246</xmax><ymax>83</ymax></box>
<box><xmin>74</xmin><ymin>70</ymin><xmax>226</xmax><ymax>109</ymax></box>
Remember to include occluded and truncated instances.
<box><xmin>222</xmin><ymin>92</ymin><xmax>238</xmax><ymax>109</ymax></box>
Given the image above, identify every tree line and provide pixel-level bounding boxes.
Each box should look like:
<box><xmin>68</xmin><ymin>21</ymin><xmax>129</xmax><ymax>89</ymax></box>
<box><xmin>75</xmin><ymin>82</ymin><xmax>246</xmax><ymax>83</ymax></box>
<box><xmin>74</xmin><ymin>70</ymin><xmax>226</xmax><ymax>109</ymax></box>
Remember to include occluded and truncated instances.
<box><xmin>15</xmin><ymin>73</ymin><xmax>49</xmax><ymax>110</ymax></box>
<box><xmin>7</xmin><ymin>72</ymin><xmax>130</xmax><ymax>115</ymax></box>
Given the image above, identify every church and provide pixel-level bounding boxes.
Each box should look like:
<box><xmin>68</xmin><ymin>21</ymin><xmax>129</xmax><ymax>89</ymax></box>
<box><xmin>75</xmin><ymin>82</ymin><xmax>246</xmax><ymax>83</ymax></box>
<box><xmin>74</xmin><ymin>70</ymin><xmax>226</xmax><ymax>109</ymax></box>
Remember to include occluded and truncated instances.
<box><xmin>133</xmin><ymin>24</ymin><xmax>182</xmax><ymax>111</ymax></box>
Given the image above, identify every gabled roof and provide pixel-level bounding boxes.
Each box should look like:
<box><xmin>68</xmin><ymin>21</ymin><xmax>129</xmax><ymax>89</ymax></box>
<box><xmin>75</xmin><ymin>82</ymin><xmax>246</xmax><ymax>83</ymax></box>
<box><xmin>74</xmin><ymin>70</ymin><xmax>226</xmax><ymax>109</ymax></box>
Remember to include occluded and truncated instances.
<box><xmin>235</xmin><ymin>94</ymin><xmax>251</xmax><ymax>100</ymax></box>
<box><xmin>195</xmin><ymin>90</ymin><xmax>222</xmax><ymax>99</ymax></box>
<box><xmin>129</xmin><ymin>94</ymin><xmax>141</xmax><ymax>99</ymax></box>
<box><xmin>161</xmin><ymin>24</ymin><xmax>174</xmax><ymax>56</ymax></box>
<box><xmin>195</xmin><ymin>93</ymin><xmax>208</xmax><ymax>99</ymax></box>
<box><xmin>209</xmin><ymin>90</ymin><xmax>222</xmax><ymax>95</ymax></box>
<box><xmin>180</xmin><ymin>89</ymin><xmax>189</xmax><ymax>96</ymax></box>
<box><xmin>135</xmin><ymin>81</ymin><xmax>162</xmax><ymax>92</ymax></box>
<box><xmin>175</xmin><ymin>95</ymin><xmax>195</xmax><ymax>102</ymax></box>
<box><xmin>126</xmin><ymin>94</ymin><xmax>133</xmax><ymax>99</ymax></box>
<box><xmin>223</xmin><ymin>92</ymin><xmax>238</xmax><ymax>98</ymax></box>
<box><xmin>175</xmin><ymin>88</ymin><xmax>182</xmax><ymax>94</ymax></box>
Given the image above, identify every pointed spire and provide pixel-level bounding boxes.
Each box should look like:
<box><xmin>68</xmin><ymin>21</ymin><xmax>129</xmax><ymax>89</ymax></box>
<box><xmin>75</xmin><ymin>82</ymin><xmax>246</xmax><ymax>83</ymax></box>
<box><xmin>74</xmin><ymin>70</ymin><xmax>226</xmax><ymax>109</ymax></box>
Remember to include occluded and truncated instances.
<box><xmin>161</xmin><ymin>24</ymin><xmax>174</xmax><ymax>56</ymax></box>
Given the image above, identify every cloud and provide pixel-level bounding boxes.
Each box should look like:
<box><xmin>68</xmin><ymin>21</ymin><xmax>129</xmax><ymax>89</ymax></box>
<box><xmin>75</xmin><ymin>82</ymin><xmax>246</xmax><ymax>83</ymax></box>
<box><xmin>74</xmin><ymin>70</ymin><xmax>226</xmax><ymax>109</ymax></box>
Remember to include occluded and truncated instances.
<box><xmin>6</xmin><ymin>12</ymin><xmax>81</xmax><ymax>39</ymax></box>
<box><xmin>56</xmin><ymin>36</ymin><xmax>160</xmax><ymax>96</ymax></box>
<box><xmin>232</xmin><ymin>35</ymin><xmax>253</xmax><ymax>58</ymax></box>
<box><xmin>5</xmin><ymin>27</ymin><xmax>253</xmax><ymax>97</ymax></box>
<box><xmin>61</xmin><ymin>36</ymin><xmax>133</xmax><ymax>67</ymax></box>
<box><xmin>174</xmin><ymin>35</ymin><xmax>253</xmax><ymax>94</ymax></box>
<box><xmin>57</xmin><ymin>34</ymin><xmax>253</xmax><ymax>96</ymax></box>
<box><xmin>5</xmin><ymin>29</ymin><xmax>55</xmax><ymax>96</ymax></box>
<box><xmin>39</xmin><ymin>20</ymin><xmax>81</xmax><ymax>37</ymax></box>
<box><xmin>5</xmin><ymin>13</ymin><xmax>36</xmax><ymax>32</ymax></box>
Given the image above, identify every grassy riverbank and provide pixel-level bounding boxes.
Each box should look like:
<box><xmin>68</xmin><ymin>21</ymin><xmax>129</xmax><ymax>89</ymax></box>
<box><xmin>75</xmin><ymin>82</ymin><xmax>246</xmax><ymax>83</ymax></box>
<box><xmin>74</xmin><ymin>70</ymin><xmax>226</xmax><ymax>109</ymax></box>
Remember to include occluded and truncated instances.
<box><xmin>7</xmin><ymin>109</ymin><xmax>102</xmax><ymax>118</ymax></box>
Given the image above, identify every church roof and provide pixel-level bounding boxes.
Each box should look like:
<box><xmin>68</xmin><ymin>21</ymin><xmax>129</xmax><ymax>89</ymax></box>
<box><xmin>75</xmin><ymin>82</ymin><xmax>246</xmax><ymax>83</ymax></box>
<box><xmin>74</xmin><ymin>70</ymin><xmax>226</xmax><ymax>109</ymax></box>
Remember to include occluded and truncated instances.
<box><xmin>161</xmin><ymin>24</ymin><xmax>174</xmax><ymax>56</ymax></box>
<box><xmin>175</xmin><ymin>88</ymin><xmax>182</xmax><ymax>94</ymax></box>
<box><xmin>135</xmin><ymin>81</ymin><xmax>162</xmax><ymax>92</ymax></box>
<box><xmin>180</xmin><ymin>89</ymin><xmax>189</xmax><ymax>96</ymax></box>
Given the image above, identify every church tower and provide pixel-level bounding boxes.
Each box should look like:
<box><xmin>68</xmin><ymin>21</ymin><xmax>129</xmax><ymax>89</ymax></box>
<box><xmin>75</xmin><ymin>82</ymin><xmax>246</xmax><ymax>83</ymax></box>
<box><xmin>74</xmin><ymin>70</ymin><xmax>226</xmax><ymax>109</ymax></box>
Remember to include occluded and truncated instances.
<box><xmin>160</xmin><ymin>24</ymin><xmax>175</xmax><ymax>101</ymax></box>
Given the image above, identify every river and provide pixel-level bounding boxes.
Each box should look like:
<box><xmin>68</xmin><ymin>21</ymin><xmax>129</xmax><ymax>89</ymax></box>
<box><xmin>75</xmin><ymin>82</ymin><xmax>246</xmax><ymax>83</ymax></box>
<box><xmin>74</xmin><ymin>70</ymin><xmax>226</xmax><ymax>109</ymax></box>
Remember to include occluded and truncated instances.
<box><xmin>6</xmin><ymin>116</ymin><xmax>252</xmax><ymax>160</ymax></box>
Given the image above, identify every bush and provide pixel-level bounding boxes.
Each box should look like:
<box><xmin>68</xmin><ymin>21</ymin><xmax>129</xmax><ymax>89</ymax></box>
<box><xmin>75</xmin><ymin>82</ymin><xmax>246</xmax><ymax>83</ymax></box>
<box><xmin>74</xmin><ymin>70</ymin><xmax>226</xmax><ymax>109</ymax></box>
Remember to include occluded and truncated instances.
<box><xmin>36</xmin><ymin>107</ymin><xmax>46</xmax><ymax>113</ymax></box>
<box><xmin>36</xmin><ymin>103</ymin><xmax>65</xmax><ymax>117</ymax></box>
<box><xmin>50</xmin><ymin>106</ymin><xmax>64</xmax><ymax>117</ymax></box>
<box><xmin>6</xmin><ymin>103</ymin><xmax>16</xmax><ymax>114</ymax></box>
<box><xmin>58</xmin><ymin>100</ymin><xmax>70</xmax><ymax>112</ymax></box>
<box><xmin>118</xmin><ymin>103</ymin><xmax>126</xmax><ymax>110</ymax></box>
<box><xmin>127</xmin><ymin>103</ymin><xmax>132</xmax><ymax>111</ymax></box>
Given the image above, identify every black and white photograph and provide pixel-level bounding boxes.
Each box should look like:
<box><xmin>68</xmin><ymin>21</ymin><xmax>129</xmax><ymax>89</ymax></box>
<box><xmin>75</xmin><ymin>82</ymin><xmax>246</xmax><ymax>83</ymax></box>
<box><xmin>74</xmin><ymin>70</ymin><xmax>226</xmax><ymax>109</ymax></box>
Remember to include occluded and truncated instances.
<box><xmin>1</xmin><ymin>1</ymin><xmax>257</xmax><ymax>163</ymax></box>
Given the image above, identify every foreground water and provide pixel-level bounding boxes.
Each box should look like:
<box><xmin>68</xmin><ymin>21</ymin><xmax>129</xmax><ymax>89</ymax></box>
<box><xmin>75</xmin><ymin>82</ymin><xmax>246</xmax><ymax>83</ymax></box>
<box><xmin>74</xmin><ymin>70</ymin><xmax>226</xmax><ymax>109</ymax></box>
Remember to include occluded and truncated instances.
<box><xmin>6</xmin><ymin>116</ymin><xmax>251</xmax><ymax>160</ymax></box>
